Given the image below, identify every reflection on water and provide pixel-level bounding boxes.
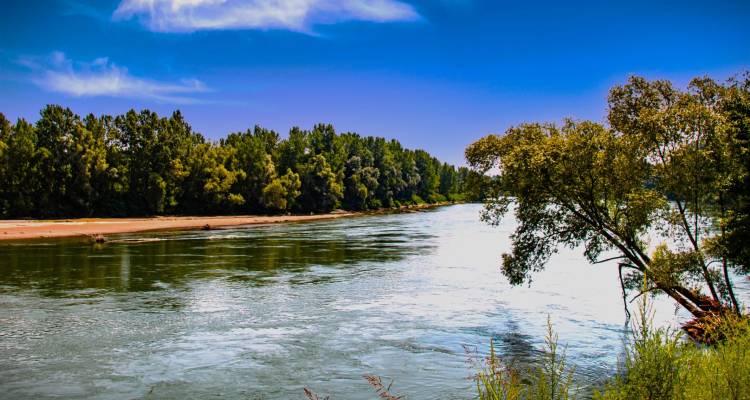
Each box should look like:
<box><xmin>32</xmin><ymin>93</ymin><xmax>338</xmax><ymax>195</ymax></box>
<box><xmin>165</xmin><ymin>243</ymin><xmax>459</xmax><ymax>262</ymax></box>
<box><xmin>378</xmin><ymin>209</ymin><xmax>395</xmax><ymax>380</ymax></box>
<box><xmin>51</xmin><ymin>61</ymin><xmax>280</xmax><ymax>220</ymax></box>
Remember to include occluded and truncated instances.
<box><xmin>0</xmin><ymin>204</ymin><xmax>747</xmax><ymax>399</ymax></box>
<box><xmin>0</xmin><ymin>219</ymin><xmax>433</xmax><ymax>295</ymax></box>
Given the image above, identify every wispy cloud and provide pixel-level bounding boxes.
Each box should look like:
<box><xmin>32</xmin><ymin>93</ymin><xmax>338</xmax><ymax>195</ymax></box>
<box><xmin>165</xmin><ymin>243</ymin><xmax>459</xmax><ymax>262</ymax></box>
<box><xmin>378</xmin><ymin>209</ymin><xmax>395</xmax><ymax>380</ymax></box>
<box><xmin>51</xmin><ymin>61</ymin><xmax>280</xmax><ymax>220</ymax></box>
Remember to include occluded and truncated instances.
<box><xmin>113</xmin><ymin>0</ymin><xmax>420</xmax><ymax>33</ymax></box>
<box><xmin>21</xmin><ymin>52</ymin><xmax>208</xmax><ymax>104</ymax></box>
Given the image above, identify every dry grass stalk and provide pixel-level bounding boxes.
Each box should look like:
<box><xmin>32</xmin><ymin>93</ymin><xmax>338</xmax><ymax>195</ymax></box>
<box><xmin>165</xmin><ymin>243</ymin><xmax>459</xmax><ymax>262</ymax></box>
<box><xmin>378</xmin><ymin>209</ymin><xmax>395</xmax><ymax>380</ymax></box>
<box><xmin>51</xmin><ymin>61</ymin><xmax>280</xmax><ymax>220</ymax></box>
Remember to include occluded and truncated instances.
<box><xmin>363</xmin><ymin>374</ymin><xmax>405</xmax><ymax>400</ymax></box>
<box><xmin>303</xmin><ymin>387</ymin><xmax>329</xmax><ymax>400</ymax></box>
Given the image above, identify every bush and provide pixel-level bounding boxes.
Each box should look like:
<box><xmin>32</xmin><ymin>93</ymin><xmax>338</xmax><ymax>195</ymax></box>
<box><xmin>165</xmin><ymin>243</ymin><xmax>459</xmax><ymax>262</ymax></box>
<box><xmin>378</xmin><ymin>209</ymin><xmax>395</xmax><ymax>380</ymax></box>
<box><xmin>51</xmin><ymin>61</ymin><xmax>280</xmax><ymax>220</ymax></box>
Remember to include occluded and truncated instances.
<box><xmin>474</xmin><ymin>305</ymin><xmax>750</xmax><ymax>400</ymax></box>
<box><xmin>427</xmin><ymin>193</ymin><xmax>447</xmax><ymax>203</ymax></box>
<box><xmin>448</xmin><ymin>193</ymin><xmax>466</xmax><ymax>202</ymax></box>
<box><xmin>368</xmin><ymin>198</ymin><xmax>382</xmax><ymax>210</ymax></box>
<box><xmin>684</xmin><ymin>314</ymin><xmax>750</xmax><ymax>400</ymax></box>
<box><xmin>595</xmin><ymin>299</ymin><xmax>750</xmax><ymax>400</ymax></box>
<box><xmin>410</xmin><ymin>194</ymin><xmax>425</xmax><ymax>204</ymax></box>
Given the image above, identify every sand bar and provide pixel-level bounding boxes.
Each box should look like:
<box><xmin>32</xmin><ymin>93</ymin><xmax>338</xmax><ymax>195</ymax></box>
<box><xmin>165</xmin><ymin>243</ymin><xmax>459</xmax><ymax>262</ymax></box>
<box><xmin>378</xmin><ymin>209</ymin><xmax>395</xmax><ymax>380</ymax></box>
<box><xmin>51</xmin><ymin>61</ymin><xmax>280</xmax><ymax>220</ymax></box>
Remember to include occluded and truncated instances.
<box><xmin>0</xmin><ymin>213</ymin><xmax>357</xmax><ymax>241</ymax></box>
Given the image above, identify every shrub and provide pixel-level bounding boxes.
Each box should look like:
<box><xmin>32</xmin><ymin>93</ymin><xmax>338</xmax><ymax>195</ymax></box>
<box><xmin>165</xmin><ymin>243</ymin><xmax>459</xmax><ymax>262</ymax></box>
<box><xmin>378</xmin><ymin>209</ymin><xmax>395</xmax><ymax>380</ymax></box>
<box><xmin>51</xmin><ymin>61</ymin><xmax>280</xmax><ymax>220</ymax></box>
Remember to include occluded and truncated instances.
<box><xmin>427</xmin><ymin>193</ymin><xmax>447</xmax><ymax>203</ymax></box>
<box><xmin>368</xmin><ymin>198</ymin><xmax>382</xmax><ymax>210</ymax></box>
<box><xmin>447</xmin><ymin>193</ymin><xmax>466</xmax><ymax>202</ymax></box>
<box><xmin>595</xmin><ymin>297</ymin><xmax>750</xmax><ymax>400</ymax></box>
<box><xmin>475</xmin><ymin>305</ymin><xmax>750</xmax><ymax>400</ymax></box>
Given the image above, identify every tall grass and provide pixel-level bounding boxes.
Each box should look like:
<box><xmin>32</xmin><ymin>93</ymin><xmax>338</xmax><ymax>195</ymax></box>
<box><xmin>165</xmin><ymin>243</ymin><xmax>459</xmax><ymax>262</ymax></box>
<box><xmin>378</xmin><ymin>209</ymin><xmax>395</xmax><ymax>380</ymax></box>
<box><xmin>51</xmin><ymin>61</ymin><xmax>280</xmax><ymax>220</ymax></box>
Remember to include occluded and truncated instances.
<box><xmin>474</xmin><ymin>317</ymin><xmax>577</xmax><ymax>400</ymax></box>
<box><xmin>593</xmin><ymin>295</ymin><xmax>687</xmax><ymax>400</ymax></box>
<box><xmin>595</xmin><ymin>312</ymin><xmax>750</xmax><ymax>400</ymax></box>
<box><xmin>473</xmin><ymin>299</ymin><xmax>750</xmax><ymax>400</ymax></box>
<box><xmin>593</xmin><ymin>292</ymin><xmax>750</xmax><ymax>400</ymax></box>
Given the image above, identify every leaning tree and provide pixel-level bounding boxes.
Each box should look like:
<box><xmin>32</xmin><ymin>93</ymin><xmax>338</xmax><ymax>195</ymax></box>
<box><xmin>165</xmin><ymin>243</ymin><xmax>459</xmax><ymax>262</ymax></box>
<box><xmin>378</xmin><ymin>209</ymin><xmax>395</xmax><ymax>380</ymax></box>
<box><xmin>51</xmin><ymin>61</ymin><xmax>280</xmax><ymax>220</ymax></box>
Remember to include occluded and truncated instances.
<box><xmin>466</xmin><ymin>74</ymin><xmax>749</xmax><ymax>340</ymax></box>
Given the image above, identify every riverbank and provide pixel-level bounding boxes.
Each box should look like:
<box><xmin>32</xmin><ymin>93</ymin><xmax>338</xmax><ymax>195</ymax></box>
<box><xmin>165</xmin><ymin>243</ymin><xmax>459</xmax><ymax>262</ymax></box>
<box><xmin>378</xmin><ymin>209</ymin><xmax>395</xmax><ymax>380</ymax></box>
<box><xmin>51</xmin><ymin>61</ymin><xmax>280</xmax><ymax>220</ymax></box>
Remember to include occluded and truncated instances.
<box><xmin>0</xmin><ymin>203</ymin><xmax>451</xmax><ymax>241</ymax></box>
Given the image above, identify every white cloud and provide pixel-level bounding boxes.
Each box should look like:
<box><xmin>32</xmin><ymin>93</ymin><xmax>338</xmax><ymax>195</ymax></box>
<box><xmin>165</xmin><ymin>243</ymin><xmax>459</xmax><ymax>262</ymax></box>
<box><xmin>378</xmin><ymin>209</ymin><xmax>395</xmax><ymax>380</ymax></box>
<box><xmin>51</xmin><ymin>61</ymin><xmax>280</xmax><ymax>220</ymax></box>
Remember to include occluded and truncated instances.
<box><xmin>24</xmin><ymin>52</ymin><xmax>208</xmax><ymax>104</ymax></box>
<box><xmin>113</xmin><ymin>0</ymin><xmax>420</xmax><ymax>32</ymax></box>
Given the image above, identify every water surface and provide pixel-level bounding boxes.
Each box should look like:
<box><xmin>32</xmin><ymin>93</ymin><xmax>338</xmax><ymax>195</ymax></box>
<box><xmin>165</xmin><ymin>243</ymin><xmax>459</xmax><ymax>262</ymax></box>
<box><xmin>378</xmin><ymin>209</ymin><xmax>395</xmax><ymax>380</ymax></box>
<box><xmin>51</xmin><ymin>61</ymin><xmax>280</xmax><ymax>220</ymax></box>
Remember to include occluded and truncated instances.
<box><xmin>1</xmin><ymin>204</ymin><xmax>746</xmax><ymax>399</ymax></box>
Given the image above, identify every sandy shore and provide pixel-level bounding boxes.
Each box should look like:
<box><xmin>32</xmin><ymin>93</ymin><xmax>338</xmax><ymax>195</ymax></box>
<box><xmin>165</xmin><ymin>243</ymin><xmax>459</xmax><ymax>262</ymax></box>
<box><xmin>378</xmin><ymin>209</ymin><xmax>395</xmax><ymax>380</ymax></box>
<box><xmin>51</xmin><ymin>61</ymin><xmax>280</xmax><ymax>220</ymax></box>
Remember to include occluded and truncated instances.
<box><xmin>0</xmin><ymin>212</ymin><xmax>358</xmax><ymax>241</ymax></box>
<box><xmin>0</xmin><ymin>203</ymin><xmax>455</xmax><ymax>242</ymax></box>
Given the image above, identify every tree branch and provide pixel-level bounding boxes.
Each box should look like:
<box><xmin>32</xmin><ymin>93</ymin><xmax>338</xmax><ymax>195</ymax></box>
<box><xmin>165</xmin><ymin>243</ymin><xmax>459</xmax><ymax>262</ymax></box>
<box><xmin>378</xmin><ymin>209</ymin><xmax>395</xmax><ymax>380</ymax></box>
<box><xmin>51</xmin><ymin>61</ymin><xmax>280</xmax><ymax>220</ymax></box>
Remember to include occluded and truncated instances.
<box><xmin>675</xmin><ymin>199</ymin><xmax>720</xmax><ymax>303</ymax></box>
<box><xmin>619</xmin><ymin>263</ymin><xmax>631</xmax><ymax>323</ymax></box>
<box><xmin>593</xmin><ymin>255</ymin><xmax>629</xmax><ymax>264</ymax></box>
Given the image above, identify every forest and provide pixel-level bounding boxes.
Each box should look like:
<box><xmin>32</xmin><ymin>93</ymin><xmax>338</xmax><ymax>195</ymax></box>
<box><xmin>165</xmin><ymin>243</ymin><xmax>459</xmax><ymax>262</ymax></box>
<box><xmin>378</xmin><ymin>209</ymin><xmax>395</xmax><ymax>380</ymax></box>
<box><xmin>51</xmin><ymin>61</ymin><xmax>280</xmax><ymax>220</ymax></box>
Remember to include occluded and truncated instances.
<box><xmin>0</xmin><ymin>106</ymin><xmax>485</xmax><ymax>218</ymax></box>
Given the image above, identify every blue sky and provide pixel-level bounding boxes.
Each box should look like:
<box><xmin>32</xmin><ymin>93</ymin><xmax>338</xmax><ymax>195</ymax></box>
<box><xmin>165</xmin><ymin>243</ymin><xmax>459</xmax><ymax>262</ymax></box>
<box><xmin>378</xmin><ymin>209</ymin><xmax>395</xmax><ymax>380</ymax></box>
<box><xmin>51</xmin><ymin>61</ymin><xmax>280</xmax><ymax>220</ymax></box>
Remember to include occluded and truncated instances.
<box><xmin>1</xmin><ymin>0</ymin><xmax>748</xmax><ymax>165</ymax></box>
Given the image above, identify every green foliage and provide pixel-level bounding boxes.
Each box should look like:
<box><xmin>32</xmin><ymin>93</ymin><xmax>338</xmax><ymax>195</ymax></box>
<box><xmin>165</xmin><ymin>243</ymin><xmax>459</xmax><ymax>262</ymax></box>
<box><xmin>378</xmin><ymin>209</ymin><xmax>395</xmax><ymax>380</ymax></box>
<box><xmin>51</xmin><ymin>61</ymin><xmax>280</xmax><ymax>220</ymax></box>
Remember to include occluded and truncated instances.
<box><xmin>299</xmin><ymin>154</ymin><xmax>343</xmax><ymax>213</ymax></box>
<box><xmin>427</xmin><ymin>193</ymin><xmax>446</xmax><ymax>203</ymax></box>
<box><xmin>180</xmin><ymin>143</ymin><xmax>245</xmax><ymax>213</ymax></box>
<box><xmin>0</xmin><ymin>106</ymin><xmax>470</xmax><ymax>217</ymax></box>
<box><xmin>222</xmin><ymin>128</ymin><xmax>276</xmax><ymax>212</ymax></box>
<box><xmin>6</xmin><ymin>119</ymin><xmax>41</xmax><ymax>216</ymax></box>
<box><xmin>473</xmin><ymin>301</ymin><xmax>750</xmax><ymax>400</ymax></box>
<box><xmin>596</xmin><ymin>300</ymin><xmax>750</xmax><ymax>400</ymax></box>
<box><xmin>455</xmin><ymin>166</ymin><xmax>494</xmax><ymax>202</ymax></box>
<box><xmin>262</xmin><ymin>169</ymin><xmax>301</xmax><ymax>212</ymax></box>
<box><xmin>414</xmin><ymin>149</ymin><xmax>440</xmax><ymax>199</ymax></box>
<box><xmin>343</xmin><ymin>155</ymin><xmax>380</xmax><ymax>210</ymax></box>
<box><xmin>410</xmin><ymin>194</ymin><xmax>425</xmax><ymax>205</ymax></box>
<box><xmin>720</xmin><ymin>74</ymin><xmax>750</xmax><ymax>275</ymax></box>
<box><xmin>466</xmin><ymin>73</ymin><xmax>750</xmax><ymax>320</ymax></box>
<box><xmin>475</xmin><ymin>318</ymin><xmax>577</xmax><ymax>400</ymax></box>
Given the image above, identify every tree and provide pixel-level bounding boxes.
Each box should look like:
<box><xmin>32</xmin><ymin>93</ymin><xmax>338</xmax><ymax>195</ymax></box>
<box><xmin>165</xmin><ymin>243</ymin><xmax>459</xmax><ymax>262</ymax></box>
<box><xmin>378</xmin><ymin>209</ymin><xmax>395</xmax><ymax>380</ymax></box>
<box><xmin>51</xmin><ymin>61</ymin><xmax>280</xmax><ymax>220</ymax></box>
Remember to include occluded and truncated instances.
<box><xmin>414</xmin><ymin>150</ymin><xmax>440</xmax><ymax>202</ymax></box>
<box><xmin>277</xmin><ymin>126</ymin><xmax>309</xmax><ymax>174</ymax></box>
<box><xmin>262</xmin><ymin>169</ymin><xmax>301</xmax><ymax>212</ymax></box>
<box><xmin>466</xmin><ymin>75</ymin><xmax>749</xmax><ymax>338</ymax></box>
<box><xmin>456</xmin><ymin>166</ymin><xmax>492</xmax><ymax>202</ymax></box>
<box><xmin>439</xmin><ymin>162</ymin><xmax>458</xmax><ymax>199</ymax></box>
<box><xmin>343</xmin><ymin>155</ymin><xmax>380</xmax><ymax>210</ymax></box>
<box><xmin>366</xmin><ymin>136</ymin><xmax>404</xmax><ymax>207</ymax></box>
<box><xmin>84</xmin><ymin>114</ymin><xmax>129</xmax><ymax>216</ymax></box>
<box><xmin>299</xmin><ymin>154</ymin><xmax>343</xmax><ymax>213</ymax></box>
<box><xmin>309</xmin><ymin>123</ymin><xmax>346</xmax><ymax>173</ymax></box>
<box><xmin>180</xmin><ymin>143</ymin><xmax>245</xmax><ymax>213</ymax></box>
<box><xmin>224</xmin><ymin>129</ymin><xmax>278</xmax><ymax>212</ymax></box>
<box><xmin>115</xmin><ymin>109</ymin><xmax>193</xmax><ymax>215</ymax></box>
<box><xmin>0</xmin><ymin>118</ymin><xmax>40</xmax><ymax>216</ymax></box>
<box><xmin>0</xmin><ymin>114</ymin><xmax>11</xmax><ymax>215</ymax></box>
<box><xmin>33</xmin><ymin>105</ymin><xmax>110</xmax><ymax>216</ymax></box>
<box><xmin>718</xmin><ymin>74</ymin><xmax>750</xmax><ymax>275</ymax></box>
<box><xmin>0</xmin><ymin>106</ymin><xmax>466</xmax><ymax>217</ymax></box>
<box><xmin>397</xmin><ymin>148</ymin><xmax>421</xmax><ymax>202</ymax></box>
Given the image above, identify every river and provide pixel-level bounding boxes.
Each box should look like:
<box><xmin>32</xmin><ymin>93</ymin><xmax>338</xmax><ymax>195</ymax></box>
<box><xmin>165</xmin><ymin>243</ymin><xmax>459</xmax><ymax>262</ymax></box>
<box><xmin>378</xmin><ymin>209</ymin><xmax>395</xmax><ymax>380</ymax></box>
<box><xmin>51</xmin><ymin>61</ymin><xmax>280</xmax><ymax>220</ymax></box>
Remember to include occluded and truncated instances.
<box><xmin>1</xmin><ymin>204</ymin><xmax>747</xmax><ymax>399</ymax></box>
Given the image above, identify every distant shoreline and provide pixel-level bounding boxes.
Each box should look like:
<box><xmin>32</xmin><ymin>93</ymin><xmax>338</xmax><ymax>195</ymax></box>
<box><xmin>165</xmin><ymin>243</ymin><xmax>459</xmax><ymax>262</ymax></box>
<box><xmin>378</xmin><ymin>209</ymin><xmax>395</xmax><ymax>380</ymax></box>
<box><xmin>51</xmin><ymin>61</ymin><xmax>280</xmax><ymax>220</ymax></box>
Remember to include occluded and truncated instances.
<box><xmin>0</xmin><ymin>203</ymin><xmax>452</xmax><ymax>242</ymax></box>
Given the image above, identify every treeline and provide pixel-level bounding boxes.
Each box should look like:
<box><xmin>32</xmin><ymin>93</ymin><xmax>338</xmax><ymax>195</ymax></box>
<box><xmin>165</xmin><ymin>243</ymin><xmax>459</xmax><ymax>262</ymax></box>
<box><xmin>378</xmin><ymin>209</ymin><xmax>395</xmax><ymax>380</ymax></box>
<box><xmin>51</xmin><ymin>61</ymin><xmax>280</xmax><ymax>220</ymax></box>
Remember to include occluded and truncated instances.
<box><xmin>0</xmin><ymin>105</ymin><xmax>485</xmax><ymax>218</ymax></box>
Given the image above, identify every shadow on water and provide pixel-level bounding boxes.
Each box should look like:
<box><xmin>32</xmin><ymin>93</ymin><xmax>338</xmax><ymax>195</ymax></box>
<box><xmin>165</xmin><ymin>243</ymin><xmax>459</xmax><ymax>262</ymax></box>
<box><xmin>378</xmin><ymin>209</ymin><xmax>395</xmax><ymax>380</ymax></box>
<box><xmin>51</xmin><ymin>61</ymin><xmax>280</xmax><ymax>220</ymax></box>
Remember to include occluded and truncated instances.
<box><xmin>0</xmin><ymin>217</ymin><xmax>435</xmax><ymax>296</ymax></box>
<box><xmin>459</xmin><ymin>322</ymin><xmax>540</xmax><ymax>364</ymax></box>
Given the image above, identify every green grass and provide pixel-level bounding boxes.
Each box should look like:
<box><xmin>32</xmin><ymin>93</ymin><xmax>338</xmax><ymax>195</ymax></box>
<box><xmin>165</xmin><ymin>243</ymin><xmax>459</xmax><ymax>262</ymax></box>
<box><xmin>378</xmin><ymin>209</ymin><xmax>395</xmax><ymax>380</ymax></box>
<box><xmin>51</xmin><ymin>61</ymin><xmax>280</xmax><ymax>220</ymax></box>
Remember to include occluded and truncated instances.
<box><xmin>595</xmin><ymin>310</ymin><xmax>750</xmax><ymax>400</ymax></box>
<box><xmin>474</xmin><ymin>303</ymin><xmax>750</xmax><ymax>400</ymax></box>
